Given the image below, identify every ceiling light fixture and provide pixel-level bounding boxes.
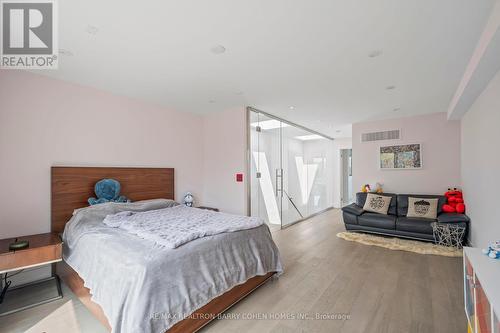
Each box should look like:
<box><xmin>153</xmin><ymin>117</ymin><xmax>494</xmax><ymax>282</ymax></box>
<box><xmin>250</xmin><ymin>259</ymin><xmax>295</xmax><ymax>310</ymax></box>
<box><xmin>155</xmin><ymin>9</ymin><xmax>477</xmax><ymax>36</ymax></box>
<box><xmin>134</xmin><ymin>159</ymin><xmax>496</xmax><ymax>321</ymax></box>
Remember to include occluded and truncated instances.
<box><xmin>210</xmin><ymin>45</ymin><xmax>226</xmax><ymax>54</ymax></box>
<box><xmin>386</xmin><ymin>85</ymin><xmax>396</xmax><ymax>90</ymax></box>
<box><xmin>336</xmin><ymin>130</ymin><xmax>341</xmax><ymax>133</ymax></box>
<box><xmin>368</xmin><ymin>50</ymin><xmax>383</xmax><ymax>58</ymax></box>
<box><xmin>209</xmin><ymin>100</ymin><xmax>216</xmax><ymax>104</ymax></box>
<box><xmin>393</xmin><ymin>107</ymin><xmax>401</xmax><ymax>112</ymax></box>
<box><xmin>289</xmin><ymin>106</ymin><xmax>295</xmax><ymax>110</ymax></box>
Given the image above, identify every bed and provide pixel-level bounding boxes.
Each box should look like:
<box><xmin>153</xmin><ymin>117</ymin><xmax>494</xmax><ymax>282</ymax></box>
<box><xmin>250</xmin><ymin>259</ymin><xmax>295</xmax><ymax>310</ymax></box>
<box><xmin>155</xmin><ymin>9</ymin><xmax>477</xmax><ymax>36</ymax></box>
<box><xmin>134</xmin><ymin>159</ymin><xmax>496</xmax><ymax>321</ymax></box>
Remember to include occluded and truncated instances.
<box><xmin>51</xmin><ymin>166</ymin><xmax>282</xmax><ymax>333</ymax></box>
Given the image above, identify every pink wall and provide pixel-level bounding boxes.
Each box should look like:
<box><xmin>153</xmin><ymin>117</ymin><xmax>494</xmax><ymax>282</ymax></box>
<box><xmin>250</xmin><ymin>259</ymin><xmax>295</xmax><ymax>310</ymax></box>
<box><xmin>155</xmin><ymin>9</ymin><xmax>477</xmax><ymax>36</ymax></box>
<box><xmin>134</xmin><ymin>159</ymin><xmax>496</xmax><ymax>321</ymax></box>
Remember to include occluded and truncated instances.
<box><xmin>352</xmin><ymin>112</ymin><xmax>461</xmax><ymax>195</ymax></box>
<box><xmin>0</xmin><ymin>71</ymin><xmax>205</xmax><ymax>238</ymax></box>
<box><xmin>202</xmin><ymin>108</ymin><xmax>247</xmax><ymax>215</ymax></box>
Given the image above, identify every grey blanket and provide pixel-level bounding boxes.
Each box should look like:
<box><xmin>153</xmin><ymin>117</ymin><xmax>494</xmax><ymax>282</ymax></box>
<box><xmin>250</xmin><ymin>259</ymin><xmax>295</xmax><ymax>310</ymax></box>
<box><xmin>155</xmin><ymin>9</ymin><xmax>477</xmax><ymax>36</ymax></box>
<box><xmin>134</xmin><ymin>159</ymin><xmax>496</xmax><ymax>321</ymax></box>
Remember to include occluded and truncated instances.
<box><xmin>62</xmin><ymin>200</ymin><xmax>283</xmax><ymax>333</ymax></box>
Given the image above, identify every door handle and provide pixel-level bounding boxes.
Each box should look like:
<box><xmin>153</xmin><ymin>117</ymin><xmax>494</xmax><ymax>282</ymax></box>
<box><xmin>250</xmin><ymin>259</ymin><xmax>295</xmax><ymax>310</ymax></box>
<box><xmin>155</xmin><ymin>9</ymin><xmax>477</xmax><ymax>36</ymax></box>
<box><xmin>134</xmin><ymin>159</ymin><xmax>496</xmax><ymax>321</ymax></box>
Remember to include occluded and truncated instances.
<box><xmin>275</xmin><ymin>168</ymin><xmax>283</xmax><ymax>197</ymax></box>
<box><xmin>280</xmin><ymin>169</ymin><xmax>284</xmax><ymax>198</ymax></box>
<box><xmin>275</xmin><ymin>169</ymin><xmax>279</xmax><ymax>197</ymax></box>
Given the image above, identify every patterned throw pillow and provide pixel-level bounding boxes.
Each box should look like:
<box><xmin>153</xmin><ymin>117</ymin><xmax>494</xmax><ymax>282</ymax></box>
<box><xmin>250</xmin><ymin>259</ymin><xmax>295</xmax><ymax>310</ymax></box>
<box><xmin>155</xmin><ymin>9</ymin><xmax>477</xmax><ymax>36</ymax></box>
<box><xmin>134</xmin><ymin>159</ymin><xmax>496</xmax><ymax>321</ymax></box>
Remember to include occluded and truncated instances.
<box><xmin>406</xmin><ymin>197</ymin><xmax>438</xmax><ymax>219</ymax></box>
<box><xmin>362</xmin><ymin>193</ymin><xmax>392</xmax><ymax>215</ymax></box>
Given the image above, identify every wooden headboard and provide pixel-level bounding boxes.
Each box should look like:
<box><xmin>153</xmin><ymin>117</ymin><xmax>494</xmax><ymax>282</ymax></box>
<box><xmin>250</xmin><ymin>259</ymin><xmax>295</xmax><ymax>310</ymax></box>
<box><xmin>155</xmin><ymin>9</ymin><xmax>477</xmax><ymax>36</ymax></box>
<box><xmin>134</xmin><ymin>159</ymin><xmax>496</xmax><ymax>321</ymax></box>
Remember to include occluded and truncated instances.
<box><xmin>51</xmin><ymin>167</ymin><xmax>174</xmax><ymax>233</ymax></box>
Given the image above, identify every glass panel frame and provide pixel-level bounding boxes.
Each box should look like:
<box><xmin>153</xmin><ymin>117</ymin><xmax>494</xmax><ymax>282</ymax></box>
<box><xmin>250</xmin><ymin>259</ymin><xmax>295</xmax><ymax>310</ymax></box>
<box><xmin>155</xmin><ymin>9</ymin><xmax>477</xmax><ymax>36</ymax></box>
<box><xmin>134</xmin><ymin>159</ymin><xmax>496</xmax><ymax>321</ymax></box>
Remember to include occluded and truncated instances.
<box><xmin>247</xmin><ymin>107</ymin><xmax>334</xmax><ymax>229</ymax></box>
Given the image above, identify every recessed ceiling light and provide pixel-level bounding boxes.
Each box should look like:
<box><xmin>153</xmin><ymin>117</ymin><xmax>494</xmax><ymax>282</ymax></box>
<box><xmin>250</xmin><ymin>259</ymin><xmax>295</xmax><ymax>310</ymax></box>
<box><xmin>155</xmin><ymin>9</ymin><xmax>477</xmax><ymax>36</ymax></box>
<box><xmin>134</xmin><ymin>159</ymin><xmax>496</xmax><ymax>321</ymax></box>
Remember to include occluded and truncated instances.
<box><xmin>386</xmin><ymin>85</ymin><xmax>396</xmax><ymax>90</ymax></box>
<box><xmin>209</xmin><ymin>100</ymin><xmax>216</xmax><ymax>104</ymax></box>
<box><xmin>85</xmin><ymin>25</ymin><xmax>99</xmax><ymax>35</ymax></box>
<box><xmin>393</xmin><ymin>107</ymin><xmax>401</xmax><ymax>112</ymax></box>
<box><xmin>210</xmin><ymin>45</ymin><xmax>226</xmax><ymax>54</ymax></box>
<box><xmin>289</xmin><ymin>106</ymin><xmax>295</xmax><ymax>110</ymax></box>
<box><xmin>59</xmin><ymin>49</ymin><xmax>73</xmax><ymax>56</ymax></box>
<box><xmin>368</xmin><ymin>50</ymin><xmax>383</xmax><ymax>58</ymax></box>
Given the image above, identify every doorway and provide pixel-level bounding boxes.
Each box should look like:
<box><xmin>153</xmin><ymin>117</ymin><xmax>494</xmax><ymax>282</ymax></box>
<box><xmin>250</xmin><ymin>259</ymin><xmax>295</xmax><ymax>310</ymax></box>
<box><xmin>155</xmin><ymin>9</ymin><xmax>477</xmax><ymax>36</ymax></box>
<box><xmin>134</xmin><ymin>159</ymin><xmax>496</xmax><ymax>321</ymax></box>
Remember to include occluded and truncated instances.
<box><xmin>340</xmin><ymin>149</ymin><xmax>353</xmax><ymax>206</ymax></box>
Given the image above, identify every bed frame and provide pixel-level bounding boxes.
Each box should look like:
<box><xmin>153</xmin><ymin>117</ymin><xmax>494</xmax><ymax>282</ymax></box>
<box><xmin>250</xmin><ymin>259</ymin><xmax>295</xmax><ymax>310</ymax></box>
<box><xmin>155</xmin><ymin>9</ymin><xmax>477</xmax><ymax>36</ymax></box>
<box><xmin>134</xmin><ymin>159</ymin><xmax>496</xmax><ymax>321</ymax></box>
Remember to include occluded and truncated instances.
<box><xmin>51</xmin><ymin>166</ymin><xmax>275</xmax><ymax>332</ymax></box>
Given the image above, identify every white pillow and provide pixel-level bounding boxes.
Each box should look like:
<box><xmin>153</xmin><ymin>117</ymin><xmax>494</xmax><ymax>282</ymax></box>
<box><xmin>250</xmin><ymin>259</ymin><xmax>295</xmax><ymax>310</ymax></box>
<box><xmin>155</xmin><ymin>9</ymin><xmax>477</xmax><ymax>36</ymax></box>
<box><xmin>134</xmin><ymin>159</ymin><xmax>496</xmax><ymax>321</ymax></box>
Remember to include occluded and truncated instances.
<box><xmin>407</xmin><ymin>197</ymin><xmax>438</xmax><ymax>219</ymax></box>
<box><xmin>363</xmin><ymin>193</ymin><xmax>392</xmax><ymax>215</ymax></box>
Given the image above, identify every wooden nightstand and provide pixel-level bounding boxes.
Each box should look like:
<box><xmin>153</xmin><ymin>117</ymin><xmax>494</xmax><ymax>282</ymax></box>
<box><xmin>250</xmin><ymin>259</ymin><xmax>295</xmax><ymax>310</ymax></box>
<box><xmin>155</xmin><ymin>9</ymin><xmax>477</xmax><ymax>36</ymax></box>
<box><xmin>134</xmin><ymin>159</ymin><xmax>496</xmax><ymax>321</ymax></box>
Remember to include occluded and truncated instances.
<box><xmin>0</xmin><ymin>233</ymin><xmax>63</xmax><ymax>316</ymax></box>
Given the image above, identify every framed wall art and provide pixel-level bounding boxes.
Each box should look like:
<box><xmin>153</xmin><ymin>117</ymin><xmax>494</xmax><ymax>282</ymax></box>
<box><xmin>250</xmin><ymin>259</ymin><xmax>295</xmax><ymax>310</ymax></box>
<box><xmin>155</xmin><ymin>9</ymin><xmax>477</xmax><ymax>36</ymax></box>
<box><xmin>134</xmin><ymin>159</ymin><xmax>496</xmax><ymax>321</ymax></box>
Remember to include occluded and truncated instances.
<box><xmin>379</xmin><ymin>143</ymin><xmax>422</xmax><ymax>170</ymax></box>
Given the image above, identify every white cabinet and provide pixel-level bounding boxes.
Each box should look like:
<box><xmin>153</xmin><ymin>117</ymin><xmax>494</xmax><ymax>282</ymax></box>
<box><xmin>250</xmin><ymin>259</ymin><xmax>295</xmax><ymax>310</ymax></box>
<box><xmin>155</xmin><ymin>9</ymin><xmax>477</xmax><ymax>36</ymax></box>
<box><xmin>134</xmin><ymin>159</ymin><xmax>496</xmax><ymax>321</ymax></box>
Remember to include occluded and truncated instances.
<box><xmin>464</xmin><ymin>247</ymin><xmax>500</xmax><ymax>333</ymax></box>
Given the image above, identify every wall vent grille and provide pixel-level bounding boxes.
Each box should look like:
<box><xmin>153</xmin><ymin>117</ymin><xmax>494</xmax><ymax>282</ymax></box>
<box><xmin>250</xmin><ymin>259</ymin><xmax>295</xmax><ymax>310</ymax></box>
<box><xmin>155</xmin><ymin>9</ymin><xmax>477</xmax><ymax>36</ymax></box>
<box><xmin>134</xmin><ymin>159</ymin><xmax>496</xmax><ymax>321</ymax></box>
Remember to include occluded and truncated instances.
<box><xmin>361</xmin><ymin>129</ymin><xmax>400</xmax><ymax>142</ymax></box>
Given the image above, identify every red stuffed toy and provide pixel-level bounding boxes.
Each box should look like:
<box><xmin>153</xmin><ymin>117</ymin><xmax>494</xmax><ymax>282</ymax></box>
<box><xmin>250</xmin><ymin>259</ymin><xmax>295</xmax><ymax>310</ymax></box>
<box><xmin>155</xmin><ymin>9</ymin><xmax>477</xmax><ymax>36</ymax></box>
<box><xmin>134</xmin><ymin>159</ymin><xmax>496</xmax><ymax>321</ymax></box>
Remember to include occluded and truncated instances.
<box><xmin>442</xmin><ymin>188</ymin><xmax>466</xmax><ymax>214</ymax></box>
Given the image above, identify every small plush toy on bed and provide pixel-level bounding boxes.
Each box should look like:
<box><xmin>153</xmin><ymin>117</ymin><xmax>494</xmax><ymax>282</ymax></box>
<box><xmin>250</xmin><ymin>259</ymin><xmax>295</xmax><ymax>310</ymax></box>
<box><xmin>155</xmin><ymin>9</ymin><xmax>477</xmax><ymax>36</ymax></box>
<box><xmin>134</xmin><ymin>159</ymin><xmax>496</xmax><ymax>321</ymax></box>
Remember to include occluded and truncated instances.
<box><xmin>88</xmin><ymin>178</ymin><xmax>129</xmax><ymax>205</ymax></box>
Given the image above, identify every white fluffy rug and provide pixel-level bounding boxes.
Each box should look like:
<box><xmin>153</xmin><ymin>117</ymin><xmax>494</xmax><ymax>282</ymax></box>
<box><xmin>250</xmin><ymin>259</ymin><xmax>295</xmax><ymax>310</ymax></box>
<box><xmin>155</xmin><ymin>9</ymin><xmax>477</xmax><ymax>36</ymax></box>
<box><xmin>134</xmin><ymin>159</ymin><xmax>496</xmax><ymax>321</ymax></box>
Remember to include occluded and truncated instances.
<box><xmin>337</xmin><ymin>231</ymin><xmax>462</xmax><ymax>257</ymax></box>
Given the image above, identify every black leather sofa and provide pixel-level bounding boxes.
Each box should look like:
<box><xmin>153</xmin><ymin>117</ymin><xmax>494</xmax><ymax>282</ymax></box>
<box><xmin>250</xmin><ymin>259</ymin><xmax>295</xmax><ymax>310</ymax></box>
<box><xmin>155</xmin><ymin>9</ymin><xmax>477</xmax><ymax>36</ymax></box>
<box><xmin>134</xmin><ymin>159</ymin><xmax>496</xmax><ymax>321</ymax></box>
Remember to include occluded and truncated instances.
<box><xmin>342</xmin><ymin>192</ymin><xmax>470</xmax><ymax>243</ymax></box>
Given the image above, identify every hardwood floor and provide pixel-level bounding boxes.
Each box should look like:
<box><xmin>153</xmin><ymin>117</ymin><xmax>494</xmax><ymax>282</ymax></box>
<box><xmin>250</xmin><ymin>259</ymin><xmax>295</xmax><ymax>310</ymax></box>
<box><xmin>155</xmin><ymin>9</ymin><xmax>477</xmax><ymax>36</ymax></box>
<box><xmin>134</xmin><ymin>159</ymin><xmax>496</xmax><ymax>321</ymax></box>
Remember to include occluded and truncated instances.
<box><xmin>203</xmin><ymin>209</ymin><xmax>466</xmax><ymax>333</ymax></box>
<box><xmin>0</xmin><ymin>209</ymin><xmax>466</xmax><ymax>333</ymax></box>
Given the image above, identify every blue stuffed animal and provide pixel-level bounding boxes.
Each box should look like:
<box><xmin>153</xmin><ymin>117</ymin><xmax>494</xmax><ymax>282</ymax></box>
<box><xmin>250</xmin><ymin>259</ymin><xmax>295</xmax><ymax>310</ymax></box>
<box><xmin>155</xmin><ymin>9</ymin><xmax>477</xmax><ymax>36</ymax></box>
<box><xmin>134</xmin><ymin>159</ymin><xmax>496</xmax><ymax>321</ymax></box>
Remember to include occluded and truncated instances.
<box><xmin>88</xmin><ymin>179</ymin><xmax>129</xmax><ymax>205</ymax></box>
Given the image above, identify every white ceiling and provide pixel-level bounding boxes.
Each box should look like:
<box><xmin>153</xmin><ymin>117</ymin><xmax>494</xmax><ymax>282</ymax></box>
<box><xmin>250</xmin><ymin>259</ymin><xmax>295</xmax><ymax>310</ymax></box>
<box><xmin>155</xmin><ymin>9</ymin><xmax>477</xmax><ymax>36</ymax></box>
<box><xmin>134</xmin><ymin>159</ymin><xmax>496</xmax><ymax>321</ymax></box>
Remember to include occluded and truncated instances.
<box><xmin>37</xmin><ymin>0</ymin><xmax>495</xmax><ymax>138</ymax></box>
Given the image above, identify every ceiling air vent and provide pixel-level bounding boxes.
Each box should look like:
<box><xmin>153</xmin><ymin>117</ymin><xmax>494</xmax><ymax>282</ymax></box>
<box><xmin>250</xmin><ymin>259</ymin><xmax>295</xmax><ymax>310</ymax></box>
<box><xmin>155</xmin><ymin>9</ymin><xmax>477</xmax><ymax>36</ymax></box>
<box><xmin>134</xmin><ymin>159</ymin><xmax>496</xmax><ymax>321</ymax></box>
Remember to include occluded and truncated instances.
<box><xmin>361</xmin><ymin>129</ymin><xmax>400</xmax><ymax>142</ymax></box>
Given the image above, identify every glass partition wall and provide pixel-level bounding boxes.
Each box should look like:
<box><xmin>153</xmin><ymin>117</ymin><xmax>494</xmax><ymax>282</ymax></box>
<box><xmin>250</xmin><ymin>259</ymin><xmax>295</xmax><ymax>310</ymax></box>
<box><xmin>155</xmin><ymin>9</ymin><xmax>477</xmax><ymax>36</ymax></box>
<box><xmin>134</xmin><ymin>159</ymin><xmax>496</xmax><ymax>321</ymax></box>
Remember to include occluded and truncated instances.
<box><xmin>248</xmin><ymin>108</ymin><xmax>334</xmax><ymax>229</ymax></box>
